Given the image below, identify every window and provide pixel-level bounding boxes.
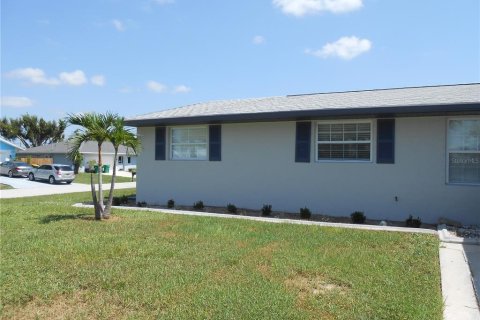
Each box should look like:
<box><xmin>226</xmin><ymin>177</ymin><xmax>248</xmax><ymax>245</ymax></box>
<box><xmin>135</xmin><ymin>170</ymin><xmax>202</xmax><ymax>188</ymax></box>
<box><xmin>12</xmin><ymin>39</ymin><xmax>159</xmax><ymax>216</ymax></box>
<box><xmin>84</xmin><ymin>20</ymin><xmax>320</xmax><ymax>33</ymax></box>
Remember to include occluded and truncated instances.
<box><xmin>118</xmin><ymin>156</ymin><xmax>123</xmax><ymax>164</ymax></box>
<box><xmin>171</xmin><ymin>127</ymin><xmax>208</xmax><ymax>160</ymax></box>
<box><xmin>54</xmin><ymin>165</ymin><xmax>73</xmax><ymax>171</ymax></box>
<box><xmin>127</xmin><ymin>156</ymin><xmax>131</xmax><ymax>164</ymax></box>
<box><xmin>447</xmin><ymin>118</ymin><xmax>480</xmax><ymax>184</ymax></box>
<box><xmin>317</xmin><ymin>121</ymin><xmax>371</xmax><ymax>161</ymax></box>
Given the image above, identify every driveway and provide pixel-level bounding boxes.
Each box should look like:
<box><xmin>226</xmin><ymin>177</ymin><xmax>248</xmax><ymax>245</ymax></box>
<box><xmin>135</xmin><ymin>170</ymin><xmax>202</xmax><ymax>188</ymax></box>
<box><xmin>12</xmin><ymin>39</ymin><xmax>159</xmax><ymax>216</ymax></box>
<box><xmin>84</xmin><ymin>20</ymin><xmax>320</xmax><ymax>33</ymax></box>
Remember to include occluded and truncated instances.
<box><xmin>0</xmin><ymin>176</ymin><xmax>60</xmax><ymax>189</ymax></box>
<box><xmin>0</xmin><ymin>176</ymin><xmax>135</xmax><ymax>198</ymax></box>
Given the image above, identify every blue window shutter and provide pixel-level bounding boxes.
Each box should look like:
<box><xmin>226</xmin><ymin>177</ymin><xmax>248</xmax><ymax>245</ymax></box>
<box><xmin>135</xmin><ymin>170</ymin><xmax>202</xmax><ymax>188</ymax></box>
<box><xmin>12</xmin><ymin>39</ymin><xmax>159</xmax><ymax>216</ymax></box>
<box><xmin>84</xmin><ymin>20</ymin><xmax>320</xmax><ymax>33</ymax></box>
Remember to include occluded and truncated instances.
<box><xmin>155</xmin><ymin>127</ymin><xmax>166</xmax><ymax>160</ymax></box>
<box><xmin>295</xmin><ymin>122</ymin><xmax>311</xmax><ymax>163</ymax></box>
<box><xmin>377</xmin><ymin>119</ymin><xmax>395</xmax><ymax>164</ymax></box>
<box><xmin>209</xmin><ymin>125</ymin><xmax>221</xmax><ymax>161</ymax></box>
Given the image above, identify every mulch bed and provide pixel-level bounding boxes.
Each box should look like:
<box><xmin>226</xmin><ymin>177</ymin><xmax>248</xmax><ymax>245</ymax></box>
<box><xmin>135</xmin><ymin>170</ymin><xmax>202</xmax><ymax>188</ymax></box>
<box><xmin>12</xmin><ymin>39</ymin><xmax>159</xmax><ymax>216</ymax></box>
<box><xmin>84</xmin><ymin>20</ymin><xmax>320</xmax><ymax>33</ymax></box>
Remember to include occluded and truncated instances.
<box><xmin>101</xmin><ymin>198</ymin><xmax>438</xmax><ymax>230</ymax></box>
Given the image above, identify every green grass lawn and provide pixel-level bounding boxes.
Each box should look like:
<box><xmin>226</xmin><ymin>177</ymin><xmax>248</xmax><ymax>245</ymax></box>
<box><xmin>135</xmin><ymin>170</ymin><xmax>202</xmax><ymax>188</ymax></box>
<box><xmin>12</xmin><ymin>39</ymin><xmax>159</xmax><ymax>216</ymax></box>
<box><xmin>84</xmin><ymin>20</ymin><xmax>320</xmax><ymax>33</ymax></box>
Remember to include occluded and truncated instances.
<box><xmin>74</xmin><ymin>172</ymin><xmax>132</xmax><ymax>184</ymax></box>
<box><xmin>0</xmin><ymin>190</ymin><xmax>442</xmax><ymax>319</ymax></box>
<box><xmin>0</xmin><ymin>183</ymin><xmax>13</xmax><ymax>190</ymax></box>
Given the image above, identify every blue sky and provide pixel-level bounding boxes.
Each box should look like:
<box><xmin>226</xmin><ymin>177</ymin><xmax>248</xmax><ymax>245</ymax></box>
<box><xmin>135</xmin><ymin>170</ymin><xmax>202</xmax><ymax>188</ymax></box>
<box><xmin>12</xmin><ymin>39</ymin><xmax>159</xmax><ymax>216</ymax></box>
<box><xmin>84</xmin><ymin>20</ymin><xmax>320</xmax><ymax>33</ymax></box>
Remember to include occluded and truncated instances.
<box><xmin>1</xmin><ymin>0</ymin><xmax>479</xmax><ymax>124</ymax></box>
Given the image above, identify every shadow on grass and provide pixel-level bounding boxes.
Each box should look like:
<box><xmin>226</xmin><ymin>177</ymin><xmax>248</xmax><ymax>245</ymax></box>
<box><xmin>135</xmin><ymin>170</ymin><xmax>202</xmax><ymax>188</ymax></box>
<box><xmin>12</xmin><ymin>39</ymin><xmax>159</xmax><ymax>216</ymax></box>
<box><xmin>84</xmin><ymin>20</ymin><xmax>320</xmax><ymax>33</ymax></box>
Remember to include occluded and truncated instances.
<box><xmin>39</xmin><ymin>213</ymin><xmax>95</xmax><ymax>224</ymax></box>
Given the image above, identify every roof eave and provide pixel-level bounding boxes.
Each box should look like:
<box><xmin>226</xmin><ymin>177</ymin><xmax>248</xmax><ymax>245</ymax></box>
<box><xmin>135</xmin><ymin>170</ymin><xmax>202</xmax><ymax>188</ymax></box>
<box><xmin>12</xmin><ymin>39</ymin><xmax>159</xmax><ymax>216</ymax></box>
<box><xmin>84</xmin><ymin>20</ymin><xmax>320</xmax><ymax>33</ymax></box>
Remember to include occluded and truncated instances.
<box><xmin>124</xmin><ymin>103</ymin><xmax>480</xmax><ymax>127</ymax></box>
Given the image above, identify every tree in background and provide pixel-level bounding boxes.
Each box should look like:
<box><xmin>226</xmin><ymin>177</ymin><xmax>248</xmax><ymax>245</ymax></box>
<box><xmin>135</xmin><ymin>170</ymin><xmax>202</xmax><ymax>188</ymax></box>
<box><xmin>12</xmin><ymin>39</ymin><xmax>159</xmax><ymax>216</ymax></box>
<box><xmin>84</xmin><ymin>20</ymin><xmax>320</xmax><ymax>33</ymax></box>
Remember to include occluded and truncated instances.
<box><xmin>68</xmin><ymin>149</ymin><xmax>84</xmax><ymax>174</ymax></box>
<box><xmin>0</xmin><ymin>114</ymin><xmax>66</xmax><ymax>148</ymax></box>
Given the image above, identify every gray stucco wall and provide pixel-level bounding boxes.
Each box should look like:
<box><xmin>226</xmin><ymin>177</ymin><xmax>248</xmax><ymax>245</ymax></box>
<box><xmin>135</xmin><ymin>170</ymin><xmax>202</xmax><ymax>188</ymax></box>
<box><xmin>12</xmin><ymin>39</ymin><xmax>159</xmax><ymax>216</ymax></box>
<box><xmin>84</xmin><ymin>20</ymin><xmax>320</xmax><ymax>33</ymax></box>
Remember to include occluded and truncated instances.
<box><xmin>136</xmin><ymin>116</ymin><xmax>479</xmax><ymax>224</ymax></box>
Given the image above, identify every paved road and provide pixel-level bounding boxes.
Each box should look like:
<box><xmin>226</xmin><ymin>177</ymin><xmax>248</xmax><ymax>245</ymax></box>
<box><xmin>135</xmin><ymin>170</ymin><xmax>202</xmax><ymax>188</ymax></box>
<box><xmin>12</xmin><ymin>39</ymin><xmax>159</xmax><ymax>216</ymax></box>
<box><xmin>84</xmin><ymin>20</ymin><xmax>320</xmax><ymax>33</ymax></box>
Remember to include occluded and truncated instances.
<box><xmin>0</xmin><ymin>176</ymin><xmax>135</xmax><ymax>198</ymax></box>
<box><xmin>464</xmin><ymin>245</ymin><xmax>480</xmax><ymax>306</ymax></box>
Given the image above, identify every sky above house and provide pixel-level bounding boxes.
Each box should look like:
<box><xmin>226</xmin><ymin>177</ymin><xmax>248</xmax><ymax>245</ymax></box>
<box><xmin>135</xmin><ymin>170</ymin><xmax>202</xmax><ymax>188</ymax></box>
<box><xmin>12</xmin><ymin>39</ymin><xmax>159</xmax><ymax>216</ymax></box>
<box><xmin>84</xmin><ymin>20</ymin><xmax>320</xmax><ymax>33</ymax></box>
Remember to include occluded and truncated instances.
<box><xmin>1</xmin><ymin>0</ymin><xmax>479</xmax><ymax>127</ymax></box>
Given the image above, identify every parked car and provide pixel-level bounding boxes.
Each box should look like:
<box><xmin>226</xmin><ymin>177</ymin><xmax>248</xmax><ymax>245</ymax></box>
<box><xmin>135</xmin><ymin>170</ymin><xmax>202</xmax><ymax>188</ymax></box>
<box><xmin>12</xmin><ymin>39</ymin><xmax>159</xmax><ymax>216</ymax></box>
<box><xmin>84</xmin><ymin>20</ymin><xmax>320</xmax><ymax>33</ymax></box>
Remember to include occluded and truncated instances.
<box><xmin>0</xmin><ymin>161</ymin><xmax>33</xmax><ymax>178</ymax></box>
<box><xmin>28</xmin><ymin>164</ymin><xmax>75</xmax><ymax>184</ymax></box>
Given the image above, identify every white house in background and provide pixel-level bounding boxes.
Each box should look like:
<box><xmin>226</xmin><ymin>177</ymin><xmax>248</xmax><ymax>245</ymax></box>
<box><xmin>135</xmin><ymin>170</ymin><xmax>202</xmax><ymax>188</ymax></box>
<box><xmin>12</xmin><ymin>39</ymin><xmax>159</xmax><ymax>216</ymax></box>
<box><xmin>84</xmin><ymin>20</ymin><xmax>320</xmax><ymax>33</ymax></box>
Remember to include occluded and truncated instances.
<box><xmin>0</xmin><ymin>136</ymin><xmax>25</xmax><ymax>163</ymax></box>
<box><xmin>125</xmin><ymin>83</ymin><xmax>480</xmax><ymax>225</ymax></box>
<box><xmin>17</xmin><ymin>141</ymin><xmax>137</xmax><ymax>172</ymax></box>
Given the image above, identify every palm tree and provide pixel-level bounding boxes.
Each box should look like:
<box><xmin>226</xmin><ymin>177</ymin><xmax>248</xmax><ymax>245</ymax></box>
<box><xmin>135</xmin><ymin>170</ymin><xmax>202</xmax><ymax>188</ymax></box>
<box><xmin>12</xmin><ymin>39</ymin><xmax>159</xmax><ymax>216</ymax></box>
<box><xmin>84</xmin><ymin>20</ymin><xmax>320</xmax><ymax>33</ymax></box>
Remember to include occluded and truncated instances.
<box><xmin>68</xmin><ymin>149</ymin><xmax>83</xmax><ymax>174</ymax></box>
<box><xmin>67</xmin><ymin>112</ymin><xmax>116</xmax><ymax>220</ymax></box>
<box><xmin>103</xmin><ymin>117</ymin><xmax>140</xmax><ymax>218</ymax></box>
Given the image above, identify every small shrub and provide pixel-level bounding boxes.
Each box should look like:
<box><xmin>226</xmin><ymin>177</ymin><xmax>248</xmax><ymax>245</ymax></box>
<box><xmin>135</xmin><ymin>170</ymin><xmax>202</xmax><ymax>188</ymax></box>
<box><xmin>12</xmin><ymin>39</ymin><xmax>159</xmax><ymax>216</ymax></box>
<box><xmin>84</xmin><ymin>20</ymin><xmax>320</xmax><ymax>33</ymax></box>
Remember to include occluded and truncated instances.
<box><xmin>351</xmin><ymin>211</ymin><xmax>366</xmax><ymax>224</ymax></box>
<box><xmin>193</xmin><ymin>201</ymin><xmax>204</xmax><ymax>211</ymax></box>
<box><xmin>300</xmin><ymin>207</ymin><xmax>311</xmax><ymax>219</ymax></box>
<box><xmin>137</xmin><ymin>201</ymin><xmax>147</xmax><ymax>207</ymax></box>
<box><xmin>167</xmin><ymin>199</ymin><xmax>175</xmax><ymax>209</ymax></box>
<box><xmin>406</xmin><ymin>215</ymin><xmax>422</xmax><ymax>228</ymax></box>
<box><xmin>112</xmin><ymin>197</ymin><xmax>121</xmax><ymax>206</ymax></box>
<box><xmin>120</xmin><ymin>195</ymin><xmax>129</xmax><ymax>204</ymax></box>
<box><xmin>227</xmin><ymin>203</ymin><xmax>237</xmax><ymax>214</ymax></box>
<box><xmin>261</xmin><ymin>204</ymin><xmax>272</xmax><ymax>216</ymax></box>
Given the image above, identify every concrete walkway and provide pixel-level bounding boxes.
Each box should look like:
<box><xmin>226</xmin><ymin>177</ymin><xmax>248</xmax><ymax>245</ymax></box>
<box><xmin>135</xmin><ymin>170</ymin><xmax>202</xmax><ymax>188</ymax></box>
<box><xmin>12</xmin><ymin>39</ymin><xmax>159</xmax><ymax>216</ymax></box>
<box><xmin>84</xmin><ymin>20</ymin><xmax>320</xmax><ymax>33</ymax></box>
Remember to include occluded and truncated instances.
<box><xmin>0</xmin><ymin>181</ymin><xmax>136</xmax><ymax>198</ymax></box>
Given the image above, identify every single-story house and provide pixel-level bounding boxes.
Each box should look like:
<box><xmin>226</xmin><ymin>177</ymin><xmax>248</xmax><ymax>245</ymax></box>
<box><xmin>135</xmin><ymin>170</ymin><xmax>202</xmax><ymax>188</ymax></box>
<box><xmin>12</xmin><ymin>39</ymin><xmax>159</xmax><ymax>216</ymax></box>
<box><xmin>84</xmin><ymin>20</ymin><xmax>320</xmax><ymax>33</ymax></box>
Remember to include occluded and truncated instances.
<box><xmin>17</xmin><ymin>141</ymin><xmax>137</xmax><ymax>172</ymax></box>
<box><xmin>0</xmin><ymin>136</ymin><xmax>25</xmax><ymax>163</ymax></box>
<box><xmin>125</xmin><ymin>83</ymin><xmax>480</xmax><ymax>224</ymax></box>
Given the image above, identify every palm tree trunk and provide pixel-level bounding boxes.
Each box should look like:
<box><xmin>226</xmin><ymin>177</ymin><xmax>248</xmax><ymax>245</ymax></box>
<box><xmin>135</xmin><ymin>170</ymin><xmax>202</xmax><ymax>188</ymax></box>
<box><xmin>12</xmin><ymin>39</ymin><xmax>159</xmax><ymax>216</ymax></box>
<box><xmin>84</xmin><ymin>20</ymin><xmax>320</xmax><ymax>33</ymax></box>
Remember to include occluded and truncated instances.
<box><xmin>104</xmin><ymin>148</ymin><xmax>119</xmax><ymax>218</ymax></box>
<box><xmin>91</xmin><ymin>173</ymin><xmax>101</xmax><ymax>220</ymax></box>
<box><xmin>97</xmin><ymin>143</ymin><xmax>105</xmax><ymax>217</ymax></box>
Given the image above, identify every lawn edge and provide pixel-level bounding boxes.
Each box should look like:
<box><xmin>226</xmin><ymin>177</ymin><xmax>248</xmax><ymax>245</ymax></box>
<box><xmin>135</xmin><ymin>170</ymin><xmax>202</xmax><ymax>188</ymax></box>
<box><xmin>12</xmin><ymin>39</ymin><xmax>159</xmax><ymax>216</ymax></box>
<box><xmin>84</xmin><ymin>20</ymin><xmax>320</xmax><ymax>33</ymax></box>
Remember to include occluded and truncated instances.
<box><xmin>72</xmin><ymin>203</ymin><xmax>437</xmax><ymax>234</ymax></box>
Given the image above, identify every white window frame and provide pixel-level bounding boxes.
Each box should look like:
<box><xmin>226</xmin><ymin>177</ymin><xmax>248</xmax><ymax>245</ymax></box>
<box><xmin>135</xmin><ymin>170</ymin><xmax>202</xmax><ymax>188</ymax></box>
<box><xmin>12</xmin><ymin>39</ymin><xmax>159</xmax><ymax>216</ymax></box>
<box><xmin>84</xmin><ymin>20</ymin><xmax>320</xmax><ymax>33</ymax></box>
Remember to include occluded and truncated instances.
<box><xmin>446</xmin><ymin>117</ymin><xmax>480</xmax><ymax>186</ymax></box>
<box><xmin>118</xmin><ymin>156</ymin><xmax>123</xmax><ymax>164</ymax></box>
<box><xmin>170</xmin><ymin>126</ymin><xmax>208</xmax><ymax>161</ymax></box>
<box><xmin>315</xmin><ymin>119</ymin><xmax>373</xmax><ymax>163</ymax></box>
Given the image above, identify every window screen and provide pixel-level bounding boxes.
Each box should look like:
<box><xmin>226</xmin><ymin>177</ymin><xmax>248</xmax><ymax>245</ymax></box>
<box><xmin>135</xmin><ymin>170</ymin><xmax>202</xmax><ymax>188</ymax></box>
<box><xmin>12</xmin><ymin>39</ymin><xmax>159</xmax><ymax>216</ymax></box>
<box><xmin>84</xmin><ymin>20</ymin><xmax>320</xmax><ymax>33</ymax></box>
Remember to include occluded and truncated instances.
<box><xmin>171</xmin><ymin>127</ymin><xmax>208</xmax><ymax>160</ymax></box>
<box><xmin>317</xmin><ymin>122</ymin><xmax>371</xmax><ymax>161</ymax></box>
<box><xmin>448</xmin><ymin>119</ymin><xmax>480</xmax><ymax>184</ymax></box>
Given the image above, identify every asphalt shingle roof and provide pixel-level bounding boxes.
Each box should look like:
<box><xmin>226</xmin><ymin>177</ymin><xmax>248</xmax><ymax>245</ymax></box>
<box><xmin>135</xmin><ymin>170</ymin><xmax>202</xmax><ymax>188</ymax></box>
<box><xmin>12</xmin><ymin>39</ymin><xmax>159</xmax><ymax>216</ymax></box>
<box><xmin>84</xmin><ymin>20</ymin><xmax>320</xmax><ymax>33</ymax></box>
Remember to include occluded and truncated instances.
<box><xmin>125</xmin><ymin>83</ymin><xmax>480</xmax><ymax>126</ymax></box>
<box><xmin>17</xmin><ymin>141</ymin><xmax>134</xmax><ymax>155</ymax></box>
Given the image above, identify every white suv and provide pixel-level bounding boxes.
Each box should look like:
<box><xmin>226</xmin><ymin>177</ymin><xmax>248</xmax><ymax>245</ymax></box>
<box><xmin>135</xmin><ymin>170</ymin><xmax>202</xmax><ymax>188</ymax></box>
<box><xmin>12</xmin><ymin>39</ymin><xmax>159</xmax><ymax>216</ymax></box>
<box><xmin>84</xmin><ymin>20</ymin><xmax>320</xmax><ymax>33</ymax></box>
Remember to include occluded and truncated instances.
<box><xmin>28</xmin><ymin>164</ymin><xmax>75</xmax><ymax>184</ymax></box>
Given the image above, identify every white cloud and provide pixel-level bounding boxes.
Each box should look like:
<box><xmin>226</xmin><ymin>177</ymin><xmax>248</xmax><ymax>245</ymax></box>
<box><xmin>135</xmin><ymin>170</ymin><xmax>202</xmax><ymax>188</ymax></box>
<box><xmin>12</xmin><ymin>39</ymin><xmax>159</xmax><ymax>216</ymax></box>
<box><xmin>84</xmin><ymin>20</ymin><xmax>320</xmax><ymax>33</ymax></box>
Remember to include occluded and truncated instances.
<box><xmin>6</xmin><ymin>68</ymin><xmax>60</xmax><ymax>85</ymax></box>
<box><xmin>91</xmin><ymin>75</ymin><xmax>106</xmax><ymax>86</ymax></box>
<box><xmin>6</xmin><ymin>68</ymin><xmax>96</xmax><ymax>86</ymax></box>
<box><xmin>112</xmin><ymin>19</ymin><xmax>125</xmax><ymax>32</ymax></box>
<box><xmin>252</xmin><ymin>35</ymin><xmax>265</xmax><ymax>45</ymax></box>
<box><xmin>147</xmin><ymin>81</ymin><xmax>167</xmax><ymax>93</ymax></box>
<box><xmin>273</xmin><ymin>0</ymin><xmax>362</xmax><ymax>16</ymax></box>
<box><xmin>306</xmin><ymin>36</ymin><xmax>371</xmax><ymax>60</ymax></box>
<box><xmin>59</xmin><ymin>70</ymin><xmax>88</xmax><ymax>86</ymax></box>
<box><xmin>173</xmin><ymin>85</ymin><xmax>191</xmax><ymax>93</ymax></box>
<box><xmin>1</xmin><ymin>96</ymin><xmax>34</xmax><ymax>108</ymax></box>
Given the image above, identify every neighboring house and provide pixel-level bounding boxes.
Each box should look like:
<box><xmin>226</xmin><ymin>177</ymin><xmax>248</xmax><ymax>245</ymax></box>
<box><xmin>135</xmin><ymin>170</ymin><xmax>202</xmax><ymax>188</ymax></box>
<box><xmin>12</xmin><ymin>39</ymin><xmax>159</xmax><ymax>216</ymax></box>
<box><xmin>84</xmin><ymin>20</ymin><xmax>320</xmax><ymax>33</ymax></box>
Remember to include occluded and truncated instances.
<box><xmin>17</xmin><ymin>141</ymin><xmax>137</xmax><ymax>172</ymax></box>
<box><xmin>0</xmin><ymin>136</ymin><xmax>25</xmax><ymax>163</ymax></box>
<box><xmin>125</xmin><ymin>83</ymin><xmax>480</xmax><ymax>224</ymax></box>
